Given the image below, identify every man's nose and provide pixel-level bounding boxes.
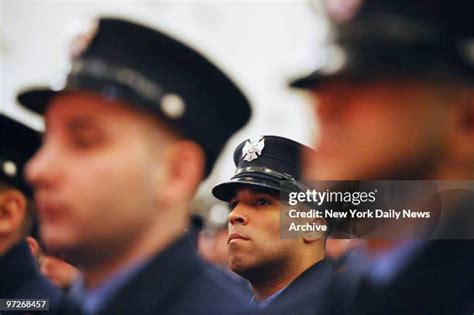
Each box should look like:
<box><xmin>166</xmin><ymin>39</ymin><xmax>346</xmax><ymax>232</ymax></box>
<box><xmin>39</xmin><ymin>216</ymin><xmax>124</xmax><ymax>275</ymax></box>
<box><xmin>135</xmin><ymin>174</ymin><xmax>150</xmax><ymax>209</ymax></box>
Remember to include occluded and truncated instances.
<box><xmin>25</xmin><ymin>142</ymin><xmax>60</xmax><ymax>190</ymax></box>
<box><xmin>228</xmin><ymin>204</ymin><xmax>249</xmax><ymax>226</ymax></box>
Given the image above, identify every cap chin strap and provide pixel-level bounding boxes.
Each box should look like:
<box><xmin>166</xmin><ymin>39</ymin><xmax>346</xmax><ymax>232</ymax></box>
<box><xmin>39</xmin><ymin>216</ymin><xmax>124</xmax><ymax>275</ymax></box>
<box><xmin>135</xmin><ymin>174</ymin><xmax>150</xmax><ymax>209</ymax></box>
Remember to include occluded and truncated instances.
<box><xmin>233</xmin><ymin>166</ymin><xmax>293</xmax><ymax>180</ymax></box>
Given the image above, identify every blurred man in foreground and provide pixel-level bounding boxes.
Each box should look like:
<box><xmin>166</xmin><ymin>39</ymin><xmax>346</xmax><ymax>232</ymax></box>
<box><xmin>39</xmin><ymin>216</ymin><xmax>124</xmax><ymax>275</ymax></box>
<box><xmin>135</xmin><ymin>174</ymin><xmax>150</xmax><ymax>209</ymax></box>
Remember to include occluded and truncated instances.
<box><xmin>0</xmin><ymin>113</ymin><xmax>63</xmax><ymax>313</ymax></box>
<box><xmin>19</xmin><ymin>17</ymin><xmax>253</xmax><ymax>315</ymax></box>
<box><xmin>295</xmin><ymin>0</ymin><xmax>474</xmax><ymax>182</ymax></box>
<box><xmin>213</xmin><ymin>136</ymin><xmax>335</xmax><ymax>314</ymax></box>
<box><xmin>291</xmin><ymin>0</ymin><xmax>474</xmax><ymax>314</ymax></box>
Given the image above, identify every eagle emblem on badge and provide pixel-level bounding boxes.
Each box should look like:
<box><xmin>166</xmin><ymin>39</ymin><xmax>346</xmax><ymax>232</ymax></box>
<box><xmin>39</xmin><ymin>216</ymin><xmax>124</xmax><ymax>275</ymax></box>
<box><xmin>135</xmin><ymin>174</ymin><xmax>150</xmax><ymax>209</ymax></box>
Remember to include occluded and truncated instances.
<box><xmin>242</xmin><ymin>136</ymin><xmax>265</xmax><ymax>161</ymax></box>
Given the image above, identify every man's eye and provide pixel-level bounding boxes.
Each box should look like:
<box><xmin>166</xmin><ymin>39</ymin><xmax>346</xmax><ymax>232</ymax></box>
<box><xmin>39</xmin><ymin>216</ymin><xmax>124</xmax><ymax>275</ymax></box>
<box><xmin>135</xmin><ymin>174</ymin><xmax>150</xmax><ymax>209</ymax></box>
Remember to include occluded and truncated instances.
<box><xmin>72</xmin><ymin>134</ymin><xmax>100</xmax><ymax>149</ymax></box>
<box><xmin>255</xmin><ymin>198</ymin><xmax>271</xmax><ymax>206</ymax></box>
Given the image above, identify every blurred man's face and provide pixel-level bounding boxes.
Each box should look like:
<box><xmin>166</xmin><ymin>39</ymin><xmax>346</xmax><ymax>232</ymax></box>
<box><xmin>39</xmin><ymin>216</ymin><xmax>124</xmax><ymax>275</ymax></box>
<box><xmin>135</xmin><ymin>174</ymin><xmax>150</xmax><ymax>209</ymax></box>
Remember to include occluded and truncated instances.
<box><xmin>26</xmin><ymin>92</ymin><xmax>167</xmax><ymax>262</ymax></box>
<box><xmin>305</xmin><ymin>79</ymin><xmax>451</xmax><ymax>180</ymax></box>
<box><xmin>227</xmin><ymin>187</ymin><xmax>298</xmax><ymax>278</ymax></box>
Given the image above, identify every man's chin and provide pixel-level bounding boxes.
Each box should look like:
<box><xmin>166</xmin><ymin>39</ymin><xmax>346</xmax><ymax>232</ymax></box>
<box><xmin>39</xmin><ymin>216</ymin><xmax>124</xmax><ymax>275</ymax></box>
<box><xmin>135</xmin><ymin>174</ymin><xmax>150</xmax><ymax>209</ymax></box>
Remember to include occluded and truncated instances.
<box><xmin>228</xmin><ymin>256</ymin><xmax>251</xmax><ymax>276</ymax></box>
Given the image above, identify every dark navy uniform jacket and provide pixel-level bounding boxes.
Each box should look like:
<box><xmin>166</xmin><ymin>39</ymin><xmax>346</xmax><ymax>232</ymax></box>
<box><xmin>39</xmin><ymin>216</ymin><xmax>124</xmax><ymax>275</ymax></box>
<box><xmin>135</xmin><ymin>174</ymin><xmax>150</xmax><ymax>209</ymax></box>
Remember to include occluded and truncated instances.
<box><xmin>332</xmin><ymin>192</ymin><xmax>474</xmax><ymax>315</ymax></box>
<box><xmin>264</xmin><ymin>259</ymin><xmax>337</xmax><ymax>315</ymax></box>
<box><xmin>59</xmin><ymin>234</ymin><xmax>256</xmax><ymax>315</ymax></box>
<box><xmin>0</xmin><ymin>240</ymin><xmax>63</xmax><ymax>315</ymax></box>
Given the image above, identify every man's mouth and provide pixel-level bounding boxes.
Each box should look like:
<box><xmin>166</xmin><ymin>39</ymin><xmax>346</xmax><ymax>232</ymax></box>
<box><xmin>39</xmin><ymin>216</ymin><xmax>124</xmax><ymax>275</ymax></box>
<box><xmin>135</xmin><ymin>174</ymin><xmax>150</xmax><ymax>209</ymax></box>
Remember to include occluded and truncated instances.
<box><xmin>35</xmin><ymin>195</ymin><xmax>67</xmax><ymax>222</ymax></box>
<box><xmin>227</xmin><ymin>232</ymin><xmax>249</xmax><ymax>244</ymax></box>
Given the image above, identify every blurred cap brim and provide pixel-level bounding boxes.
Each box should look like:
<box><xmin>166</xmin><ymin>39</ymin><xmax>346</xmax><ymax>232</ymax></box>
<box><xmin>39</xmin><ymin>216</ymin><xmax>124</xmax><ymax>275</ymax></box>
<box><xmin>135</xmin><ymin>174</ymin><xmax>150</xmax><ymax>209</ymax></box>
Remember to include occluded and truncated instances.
<box><xmin>17</xmin><ymin>88</ymin><xmax>59</xmax><ymax>114</ymax></box>
<box><xmin>212</xmin><ymin>177</ymin><xmax>281</xmax><ymax>202</ymax></box>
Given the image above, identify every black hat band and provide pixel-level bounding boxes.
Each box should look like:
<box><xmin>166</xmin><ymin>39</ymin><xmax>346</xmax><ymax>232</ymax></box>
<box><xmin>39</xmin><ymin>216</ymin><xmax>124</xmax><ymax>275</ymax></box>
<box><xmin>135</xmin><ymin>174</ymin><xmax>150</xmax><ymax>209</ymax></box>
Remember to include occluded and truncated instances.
<box><xmin>66</xmin><ymin>58</ymin><xmax>166</xmax><ymax>105</ymax></box>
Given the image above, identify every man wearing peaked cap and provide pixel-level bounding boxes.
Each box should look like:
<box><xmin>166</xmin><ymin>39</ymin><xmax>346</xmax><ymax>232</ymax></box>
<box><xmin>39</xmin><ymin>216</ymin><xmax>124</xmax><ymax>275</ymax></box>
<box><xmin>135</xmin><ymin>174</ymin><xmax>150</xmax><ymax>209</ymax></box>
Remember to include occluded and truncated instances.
<box><xmin>213</xmin><ymin>136</ymin><xmax>336</xmax><ymax>315</ymax></box>
<box><xmin>18</xmin><ymin>17</ymin><xmax>253</xmax><ymax>315</ymax></box>
<box><xmin>292</xmin><ymin>0</ymin><xmax>474</xmax><ymax>181</ymax></box>
<box><xmin>18</xmin><ymin>18</ymin><xmax>250</xmax><ymax>177</ymax></box>
<box><xmin>290</xmin><ymin>1</ymin><xmax>474</xmax><ymax>314</ymax></box>
<box><xmin>0</xmin><ymin>114</ymin><xmax>63</xmax><ymax>314</ymax></box>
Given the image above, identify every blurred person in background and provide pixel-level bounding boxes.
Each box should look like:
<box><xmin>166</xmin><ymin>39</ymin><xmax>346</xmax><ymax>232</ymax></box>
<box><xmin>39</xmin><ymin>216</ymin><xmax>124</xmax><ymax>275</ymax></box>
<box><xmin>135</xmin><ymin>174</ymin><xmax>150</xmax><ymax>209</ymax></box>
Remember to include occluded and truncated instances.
<box><xmin>198</xmin><ymin>225</ymin><xmax>229</xmax><ymax>267</ymax></box>
<box><xmin>213</xmin><ymin>136</ymin><xmax>335</xmax><ymax>314</ymax></box>
<box><xmin>325</xmin><ymin>238</ymin><xmax>366</xmax><ymax>272</ymax></box>
<box><xmin>197</xmin><ymin>203</ymin><xmax>251</xmax><ymax>295</ymax></box>
<box><xmin>0</xmin><ymin>113</ymin><xmax>63</xmax><ymax>314</ymax></box>
<box><xmin>198</xmin><ymin>203</ymin><xmax>235</xmax><ymax>268</ymax></box>
<box><xmin>18</xmin><ymin>17</ymin><xmax>254</xmax><ymax>315</ymax></box>
<box><xmin>291</xmin><ymin>0</ymin><xmax>474</xmax><ymax>314</ymax></box>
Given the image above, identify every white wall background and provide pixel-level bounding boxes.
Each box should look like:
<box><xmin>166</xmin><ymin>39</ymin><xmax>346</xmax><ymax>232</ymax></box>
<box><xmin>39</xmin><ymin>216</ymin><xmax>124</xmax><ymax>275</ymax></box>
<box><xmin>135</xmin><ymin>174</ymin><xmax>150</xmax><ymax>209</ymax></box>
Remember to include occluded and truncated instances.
<box><xmin>0</xmin><ymin>0</ymin><xmax>328</xmax><ymax>206</ymax></box>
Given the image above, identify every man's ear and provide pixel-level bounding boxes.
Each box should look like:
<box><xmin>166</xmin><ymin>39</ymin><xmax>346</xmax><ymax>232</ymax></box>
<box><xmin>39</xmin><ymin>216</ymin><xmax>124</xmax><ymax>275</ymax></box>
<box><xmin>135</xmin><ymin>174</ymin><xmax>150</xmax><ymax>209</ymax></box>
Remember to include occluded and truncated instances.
<box><xmin>448</xmin><ymin>89</ymin><xmax>474</xmax><ymax>170</ymax></box>
<box><xmin>159</xmin><ymin>140</ymin><xmax>205</xmax><ymax>208</ymax></box>
<box><xmin>25</xmin><ymin>236</ymin><xmax>40</xmax><ymax>257</ymax></box>
<box><xmin>302</xmin><ymin>218</ymin><xmax>328</xmax><ymax>243</ymax></box>
<box><xmin>0</xmin><ymin>190</ymin><xmax>27</xmax><ymax>235</ymax></box>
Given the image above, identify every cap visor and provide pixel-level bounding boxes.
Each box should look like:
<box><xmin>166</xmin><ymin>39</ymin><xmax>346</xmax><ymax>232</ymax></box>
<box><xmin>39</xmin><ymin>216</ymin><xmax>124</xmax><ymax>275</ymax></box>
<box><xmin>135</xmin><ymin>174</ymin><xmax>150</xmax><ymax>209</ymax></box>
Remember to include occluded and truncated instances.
<box><xmin>289</xmin><ymin>68</ymin><xmax>364</xmax><ymax>89</ymax></box>
<box><xmin>17</xmin><ymin>88</ymin><xmax>59</xmax><ymax>114</ymax></box>
<box><xmin>212</xmin><ymin>178</ymin><xmax>281</xmax><ymax>202</ymax></box>
<box><xmin>289</xmin><ymin>70</ymin><xmax>323</xmax><ymax>89</ymax></box>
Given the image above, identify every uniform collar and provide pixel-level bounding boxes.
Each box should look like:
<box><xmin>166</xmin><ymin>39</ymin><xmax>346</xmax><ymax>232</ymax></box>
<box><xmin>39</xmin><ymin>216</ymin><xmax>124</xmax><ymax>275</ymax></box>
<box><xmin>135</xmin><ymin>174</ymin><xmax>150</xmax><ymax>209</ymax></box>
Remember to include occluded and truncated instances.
<box><xmin>250</xmin><ymin>287</ymin><xmax>287</xmax><ymax>308</ymax></box>
<box><xmin>90</xmin><ymin>232</ymin><xmax>202</xmax><ymax>315</ymax></box>
<box><xmin>69</xmin><ymin>255</ymin><xmax>147</xmax><ymax>315</ymax></box>
<box><xmin>250</xmin><ymin>258</ymin><xmax>334</xmax><ymax>308</ymax></box>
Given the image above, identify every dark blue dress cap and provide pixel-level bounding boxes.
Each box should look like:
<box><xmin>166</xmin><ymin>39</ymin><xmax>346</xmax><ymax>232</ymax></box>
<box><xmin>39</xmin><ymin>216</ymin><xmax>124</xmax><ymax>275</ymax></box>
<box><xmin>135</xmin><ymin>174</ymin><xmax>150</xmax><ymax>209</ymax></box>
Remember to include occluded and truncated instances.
<box><xmin>212</xmin><ymin>135</ymin><xmax>315</xmax><ymax>202</ymax></box>
<box><xmin>0</xmin><ymin>114</ymin><xmax>41</xmax><ymax>197</ymax></box>
<box><xmin>16</xmin><ymin>17</ymin><xmax>251</xmax><ymax>176</ymax></box>
<box><xmin>291</xmin><ymin>0</ymin><xmax>474</xmax><ymax>88</ymax></box>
